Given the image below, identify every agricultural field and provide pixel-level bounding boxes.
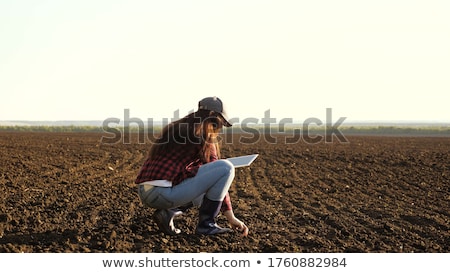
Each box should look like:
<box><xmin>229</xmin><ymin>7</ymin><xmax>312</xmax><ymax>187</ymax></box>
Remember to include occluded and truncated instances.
<box><xmin>0</xmin><ymin>132</ymin><xmax>449</xmax><ymax>252</ymax></box>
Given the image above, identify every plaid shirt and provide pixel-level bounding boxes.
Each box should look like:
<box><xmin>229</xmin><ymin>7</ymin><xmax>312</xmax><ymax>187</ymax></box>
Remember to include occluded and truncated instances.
<box><xmin>135</xmin><ymin>143</ymin><xmax>232</xmax><ymax>212</ymax></box>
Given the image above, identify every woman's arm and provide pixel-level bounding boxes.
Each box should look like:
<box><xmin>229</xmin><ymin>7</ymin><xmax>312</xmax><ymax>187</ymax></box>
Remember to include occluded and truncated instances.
<box><xmin>221</xmin><ymin>193</ymin><xmax>249</xmax><ymax>236</ymax></box>
<box><xmin>223</xmin><ymin>209</ymin><xmax>249</xmax><ymax>237</ymax></box>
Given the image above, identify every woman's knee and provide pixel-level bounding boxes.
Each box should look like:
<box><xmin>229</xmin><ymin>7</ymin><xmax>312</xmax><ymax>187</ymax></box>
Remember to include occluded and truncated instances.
<box><xmin>215</xmin><ymin>159</ymin><xmax>235</xmax><ymax>178</ymax></box>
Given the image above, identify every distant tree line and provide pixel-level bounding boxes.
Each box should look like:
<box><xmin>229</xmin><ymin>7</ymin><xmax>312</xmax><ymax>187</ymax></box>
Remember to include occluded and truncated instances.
<box><xmin>0</xmin><ymin>125</ymin><xmax>449</xmax><ymax>136</ymax></box>
<box><xmin>0</xmin><ymin>125</ymin><xmax>104</xmax><ymax>132</ymax></box>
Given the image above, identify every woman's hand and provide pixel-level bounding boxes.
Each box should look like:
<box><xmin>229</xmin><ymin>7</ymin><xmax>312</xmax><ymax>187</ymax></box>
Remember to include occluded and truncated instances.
<box><xmin>223</xmin><ymin>210</ymin><xmax>249</xmax><ymax>236</ymax></box>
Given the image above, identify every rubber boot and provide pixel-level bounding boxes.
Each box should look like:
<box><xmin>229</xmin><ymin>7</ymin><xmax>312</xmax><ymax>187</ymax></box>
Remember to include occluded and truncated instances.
<box><xmin>195</xmin><ymin>197</ymin><xmax>232</xmax><ymax>235</ymax></box>
<box><xmin>177</xmin><ymin>202</ymin><xmax>193</xmax><ymax>213</ymax></box>
<box><xmin>152</xmin><ymin>208</ymin><xmax>183</xmax><ymax>235</ymax></box>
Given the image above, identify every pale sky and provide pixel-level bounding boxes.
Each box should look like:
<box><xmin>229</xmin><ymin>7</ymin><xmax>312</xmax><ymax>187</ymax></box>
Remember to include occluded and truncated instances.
<box><xmin>1</xmin><ymin>0</ymin><xmax>449</xmax><ymax>123</ymax></box>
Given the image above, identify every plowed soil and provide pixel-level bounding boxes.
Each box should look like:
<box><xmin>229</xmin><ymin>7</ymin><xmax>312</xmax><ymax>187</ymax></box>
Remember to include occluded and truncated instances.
<box><xmin>0</xmin><ymin>132</ymin><xmax>449</xmax><ymax>253</ymax></box>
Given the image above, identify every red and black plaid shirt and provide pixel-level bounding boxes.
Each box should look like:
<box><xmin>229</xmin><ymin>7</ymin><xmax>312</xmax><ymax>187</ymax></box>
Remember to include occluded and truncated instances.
<box><xmin>135</xmin><ymin>143</ymin><xmax>232</xmax><ymax>212</ymax></box>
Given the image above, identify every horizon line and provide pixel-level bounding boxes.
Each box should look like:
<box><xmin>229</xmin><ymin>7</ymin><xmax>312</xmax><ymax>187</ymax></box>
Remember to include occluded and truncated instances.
<box><xmin>1</xmin><ymin>120</ymin><xmax>450</xmax><ymax>126</ymax></box>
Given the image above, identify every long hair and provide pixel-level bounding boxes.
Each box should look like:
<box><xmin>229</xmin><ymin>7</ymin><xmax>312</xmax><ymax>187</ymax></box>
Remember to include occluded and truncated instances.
<box><xmin>148</xmin><ymin>109</ymin><xmax>224</xmax><ymax>163</ymax></box>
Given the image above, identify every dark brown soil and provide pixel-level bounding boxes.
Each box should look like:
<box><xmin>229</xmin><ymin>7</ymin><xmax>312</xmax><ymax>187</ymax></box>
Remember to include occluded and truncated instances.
<box><xmin>0</xmin><ymin>132</ymin><xmax>449</xmax><ymax>253</ymax></box>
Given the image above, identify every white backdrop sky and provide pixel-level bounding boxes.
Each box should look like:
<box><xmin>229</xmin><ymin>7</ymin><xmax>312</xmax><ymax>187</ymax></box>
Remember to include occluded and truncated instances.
<box><xmin>1</xmin><ymin>0</ymin><xmax>449</xmax><ymax>123</ymax></box>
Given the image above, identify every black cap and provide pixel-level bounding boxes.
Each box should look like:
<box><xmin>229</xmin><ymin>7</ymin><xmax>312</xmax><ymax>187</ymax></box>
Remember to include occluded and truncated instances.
<box><xmin>198</xmin><ymin>96</ymin><xmax>232</xmax><ymax>127</ymax></box>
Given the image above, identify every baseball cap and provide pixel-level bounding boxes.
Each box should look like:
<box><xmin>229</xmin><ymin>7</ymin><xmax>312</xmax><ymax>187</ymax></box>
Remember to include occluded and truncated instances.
<box><xmin>198</xmin><ymin>96</ymin><xmax>232</xmax><ymax>127</ymax></box>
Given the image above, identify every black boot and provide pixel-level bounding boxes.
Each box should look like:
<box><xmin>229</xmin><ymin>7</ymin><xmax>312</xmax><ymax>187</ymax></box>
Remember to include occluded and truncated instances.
<box><xmin>195</xmin><ymin>197</ymin><xmax>232</xmax><ymax>235</ymax></box>
<box><xmin>152</xmin><ymin>208</ymin><xmax>183</xmax><ymax>235</ymax></box>
<box><xmin>177</xmin><ymin>202</ymin><xmax>193</xmax><ymax>213</ymax></box>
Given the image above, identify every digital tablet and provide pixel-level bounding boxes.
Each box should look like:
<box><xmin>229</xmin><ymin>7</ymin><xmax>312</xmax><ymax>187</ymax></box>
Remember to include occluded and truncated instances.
<box><xmin>226</xmin><ymin>154</ymin><xmax>259</xmax><ymax>168</ymax></box>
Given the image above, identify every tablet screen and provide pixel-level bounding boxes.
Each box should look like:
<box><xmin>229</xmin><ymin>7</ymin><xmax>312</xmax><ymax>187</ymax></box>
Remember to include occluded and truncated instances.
<box><xmin>226</xmin><ymin>154</ymin><xmax>259</xmax><ymax>168</ymax></box>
